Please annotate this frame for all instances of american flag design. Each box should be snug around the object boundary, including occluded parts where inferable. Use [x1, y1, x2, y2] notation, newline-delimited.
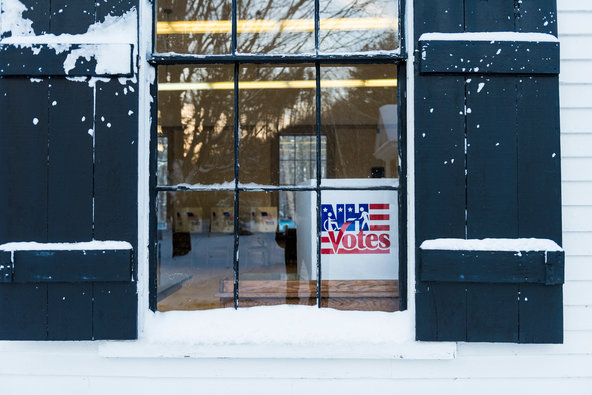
[321, 203, 391, 255]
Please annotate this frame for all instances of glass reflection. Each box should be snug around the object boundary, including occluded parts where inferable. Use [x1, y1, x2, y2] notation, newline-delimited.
[158, 65, 235, 186]
[320, 0, 398, 52]
[156, 0, 398, 54]
[238, 0, 315, 53]
[237, 191, 317, 307]
[321, 64, 398, 184]
[238, 64, 316, 186]
[157, 191, 235, 311]
[156, 0, 232, 54]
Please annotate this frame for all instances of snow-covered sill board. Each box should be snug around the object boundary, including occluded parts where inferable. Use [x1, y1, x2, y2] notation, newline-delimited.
[0, 43, 134, 76]
[98, 308, 456, 360]
[419, 238, 564, 285]
[0, 241, 133, 283]
[418, 32, 559, 75]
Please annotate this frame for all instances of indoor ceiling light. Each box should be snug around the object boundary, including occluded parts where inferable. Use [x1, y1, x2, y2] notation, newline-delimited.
[157, 17, 397, 34]
[158, 78, 397, 91]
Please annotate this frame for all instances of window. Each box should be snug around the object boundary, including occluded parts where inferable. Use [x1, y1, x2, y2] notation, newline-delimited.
[151, 0, 405, 313]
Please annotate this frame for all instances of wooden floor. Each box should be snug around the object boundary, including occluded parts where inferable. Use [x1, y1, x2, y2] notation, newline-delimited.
[158, 269, 399, 312]
[157, 232, 399, 312]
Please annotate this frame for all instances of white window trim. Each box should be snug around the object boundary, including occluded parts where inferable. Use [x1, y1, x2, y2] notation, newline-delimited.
[103, 0, 457, 360]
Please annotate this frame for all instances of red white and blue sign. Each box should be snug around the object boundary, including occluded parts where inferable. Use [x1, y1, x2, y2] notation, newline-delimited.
[295, 180, 398, 280]
[321, 203, 392, 255]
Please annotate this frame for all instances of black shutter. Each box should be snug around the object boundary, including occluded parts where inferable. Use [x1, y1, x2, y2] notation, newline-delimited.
[0, 0, 138, 340]
[414, 0, 563, 343]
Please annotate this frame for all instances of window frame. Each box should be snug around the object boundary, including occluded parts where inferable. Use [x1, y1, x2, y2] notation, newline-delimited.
[147, 0, 408, 312]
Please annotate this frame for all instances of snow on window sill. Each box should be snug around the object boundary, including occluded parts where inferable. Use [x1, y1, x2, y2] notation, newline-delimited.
[98, 306, 456, 359]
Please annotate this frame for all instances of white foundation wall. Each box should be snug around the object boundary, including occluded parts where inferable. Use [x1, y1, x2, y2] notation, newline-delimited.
[1, 1, 592, 394]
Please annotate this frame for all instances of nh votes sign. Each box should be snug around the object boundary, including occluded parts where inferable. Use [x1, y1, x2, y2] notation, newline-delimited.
[321, 203, 392, 255]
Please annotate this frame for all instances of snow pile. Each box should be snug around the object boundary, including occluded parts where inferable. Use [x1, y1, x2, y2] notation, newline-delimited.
[144, 305, 413, 346]
[0, 0, 136, 75]
[420, 238, 563, 252]
[419, 32, 558, 43]
[0, 240, 133, 251]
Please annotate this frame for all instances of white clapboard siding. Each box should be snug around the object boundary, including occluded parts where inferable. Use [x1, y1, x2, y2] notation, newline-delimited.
[565, 256, 592, 280]
[560, 84, 592, 108]
[562, 182, 592, 205]
[456, 331, 592, 357]
[564, 280, 592, 305]
[558, 0, 592, 12]
[561, 158, 592, 181]
[2, 376, 592, 395]
[559, 39, 592, 60]
[565, 305, 592, 331]
[561, 108, 592, 132]
[563, 232, 592, 255]
[561, 133, 592, 157]
[560, 61, 592, 82]
[1, 349, 592, 380]
[563, 206, 592, 231]
[559, 10, 592, 380]
[558, 11, 592, 35]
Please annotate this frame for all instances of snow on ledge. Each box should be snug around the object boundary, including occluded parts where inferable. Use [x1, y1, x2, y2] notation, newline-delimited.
[420, 238, 563, 252]
[419, 32, 558, 43]
[0, 240, 133, 252]
[143, 305, 413, 346]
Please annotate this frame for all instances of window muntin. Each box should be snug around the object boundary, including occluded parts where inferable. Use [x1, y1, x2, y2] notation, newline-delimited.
[152, 0, 404, 313]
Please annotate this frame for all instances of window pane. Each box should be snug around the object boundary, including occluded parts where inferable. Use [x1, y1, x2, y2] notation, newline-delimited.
[239, 65, 316, 186]
[157, 191, 235, 311]
[158, 65, 235, 186]
[238, 191, 317, 307]
[238, 0, 315, 54]
[321, 64, 398, 185]
[156, 0, 232, 54]
[319, 0, 398, 53]
[320, 188, 399, 311]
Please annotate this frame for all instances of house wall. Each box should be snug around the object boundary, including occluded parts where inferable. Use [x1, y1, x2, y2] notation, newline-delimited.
[0, 0, 591, 393]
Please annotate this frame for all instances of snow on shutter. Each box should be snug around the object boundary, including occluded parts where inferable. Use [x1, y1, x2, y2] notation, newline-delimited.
[0, 0, 138, 340]
[414, 0, 563, 343]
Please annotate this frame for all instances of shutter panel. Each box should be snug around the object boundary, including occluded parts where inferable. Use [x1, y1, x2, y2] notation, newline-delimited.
[0, 0, 138, 340]
[414, 0, 564, 343]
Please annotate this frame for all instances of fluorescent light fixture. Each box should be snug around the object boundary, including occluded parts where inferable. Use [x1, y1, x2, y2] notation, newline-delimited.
[158, 78, 397, 91]
[157, 17, 397, 34]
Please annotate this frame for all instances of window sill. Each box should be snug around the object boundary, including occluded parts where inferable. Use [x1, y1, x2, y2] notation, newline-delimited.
[98, 306, 456, 359]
